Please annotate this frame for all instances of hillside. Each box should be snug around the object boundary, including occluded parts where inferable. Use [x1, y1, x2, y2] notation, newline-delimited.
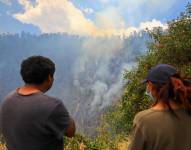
[0, 3, 190, 150]
[66, 3, 190, 149]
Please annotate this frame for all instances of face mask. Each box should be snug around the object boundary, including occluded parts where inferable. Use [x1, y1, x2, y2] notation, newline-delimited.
[145, 89, 155, 101]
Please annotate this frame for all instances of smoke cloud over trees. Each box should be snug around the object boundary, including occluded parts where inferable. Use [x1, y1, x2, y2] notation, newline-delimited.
[0, 31, 150, 134]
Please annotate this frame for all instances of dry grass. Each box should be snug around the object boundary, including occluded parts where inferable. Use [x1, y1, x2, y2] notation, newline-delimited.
[0, 144, 6, 150]
[0, 141, 128, 150]
[118, 141, 128, 150]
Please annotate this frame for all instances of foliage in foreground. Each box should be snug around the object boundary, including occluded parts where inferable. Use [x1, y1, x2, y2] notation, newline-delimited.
[106, 3, 191, 136]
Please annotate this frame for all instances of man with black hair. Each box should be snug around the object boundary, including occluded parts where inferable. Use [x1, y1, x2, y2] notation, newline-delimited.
[0, 56, 75, 150]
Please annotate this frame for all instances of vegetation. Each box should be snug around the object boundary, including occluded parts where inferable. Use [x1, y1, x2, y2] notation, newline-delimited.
[0, 3, 191, 150]
[63, 3, 191, 149]
[105, 3, 191, 138]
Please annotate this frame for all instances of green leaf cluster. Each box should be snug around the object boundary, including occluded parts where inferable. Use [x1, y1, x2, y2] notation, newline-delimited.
[108, 3, 191, 136]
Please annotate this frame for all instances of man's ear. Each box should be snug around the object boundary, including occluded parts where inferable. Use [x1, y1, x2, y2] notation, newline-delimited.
[48, 74, 53, 81]
[48, 75, 51, 81]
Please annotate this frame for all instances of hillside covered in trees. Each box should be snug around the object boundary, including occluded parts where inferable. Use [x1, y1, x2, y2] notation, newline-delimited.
[0, 3, 191, 150]
[63, 3, 191, 149]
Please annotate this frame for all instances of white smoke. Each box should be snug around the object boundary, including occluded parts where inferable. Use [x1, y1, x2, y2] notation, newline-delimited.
[72, 36, 137, 114]
[91, 81, 108, 109]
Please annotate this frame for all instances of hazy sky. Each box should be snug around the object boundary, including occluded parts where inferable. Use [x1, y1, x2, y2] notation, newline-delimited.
[0, 0, 190, 35]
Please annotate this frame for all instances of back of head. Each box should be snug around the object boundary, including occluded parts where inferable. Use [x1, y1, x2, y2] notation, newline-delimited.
[144, 64, 191, 113]
[20, 56, 55, 85]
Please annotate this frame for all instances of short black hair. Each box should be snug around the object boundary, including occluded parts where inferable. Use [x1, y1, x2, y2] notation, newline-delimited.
[20, 56, 55, 84]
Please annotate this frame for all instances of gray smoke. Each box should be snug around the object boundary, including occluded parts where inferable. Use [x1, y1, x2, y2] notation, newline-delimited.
[73, 37, 124, 110]
[0, 31, 149, 135]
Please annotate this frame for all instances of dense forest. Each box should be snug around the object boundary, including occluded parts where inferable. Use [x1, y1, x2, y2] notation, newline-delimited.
[0, 3, 191, 150]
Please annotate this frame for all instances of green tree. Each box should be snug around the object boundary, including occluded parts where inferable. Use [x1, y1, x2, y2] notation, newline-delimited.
[105, 3, 191, 137]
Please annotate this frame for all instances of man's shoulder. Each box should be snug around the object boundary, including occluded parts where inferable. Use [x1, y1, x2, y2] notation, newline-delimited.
[41, 94, 62, 104]
[37, 95, 66, 117]
[3, 90, 63, 110]
[3, 90, 17, 100]
[35, 94, 64, 110]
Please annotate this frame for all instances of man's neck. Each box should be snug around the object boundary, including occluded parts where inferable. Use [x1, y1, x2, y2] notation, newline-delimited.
[17, 84, 43, 95]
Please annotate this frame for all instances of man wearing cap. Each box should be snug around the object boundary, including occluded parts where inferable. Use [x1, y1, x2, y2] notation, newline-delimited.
[0, 56, 75, 150]
[129, 64, 191, 150]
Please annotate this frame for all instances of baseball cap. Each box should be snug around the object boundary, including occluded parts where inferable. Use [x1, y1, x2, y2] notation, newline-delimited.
[142, 64, 177, 84]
